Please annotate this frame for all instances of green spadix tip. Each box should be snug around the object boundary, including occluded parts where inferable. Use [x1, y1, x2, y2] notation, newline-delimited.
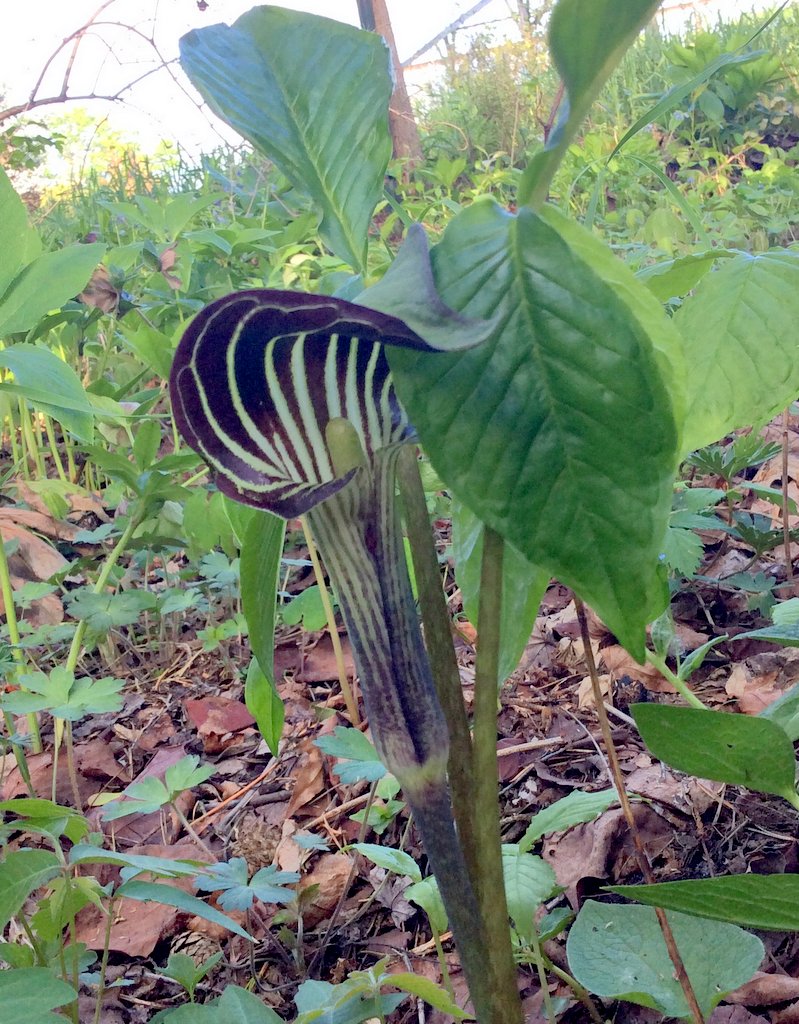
[326, 417, 368, 478]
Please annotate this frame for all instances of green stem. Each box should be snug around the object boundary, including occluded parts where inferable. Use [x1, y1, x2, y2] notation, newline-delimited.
[396, 446, 478, 880]
[473, 527, 522, 1024]
[545, 961, 604, 1024]
[43, 415, 68, 484]
[93, 898, 117, 1024]
[646, 652, 707, 710]
[528, 924, 556, 1024]
[0, 527, 41, 756]
[64, 721, 83, 814]
[64, 512, 141, 674]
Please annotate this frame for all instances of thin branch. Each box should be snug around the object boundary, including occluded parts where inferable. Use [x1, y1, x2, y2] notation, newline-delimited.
[575, 597, 706, 1024]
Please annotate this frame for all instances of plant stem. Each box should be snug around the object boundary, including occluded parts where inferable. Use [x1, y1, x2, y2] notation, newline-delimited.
[64, 512, 141, 674]
[528, 924, 556, 1024]
[782, 407, 793, 582]
[300, 515, 360, 725]
[575, 597, 706, 1024]
[472, 526, 522, 1024]
[545, 960, 604, 1024]
[172, 802, 215, 859]
[396, 446, 478, 879]
[43, 415, 68, 483]
[64, 720, 83, 813]
[646, 651, 707, 710]
[92, 898, 116, 1024]
[0, 529, 42, 755]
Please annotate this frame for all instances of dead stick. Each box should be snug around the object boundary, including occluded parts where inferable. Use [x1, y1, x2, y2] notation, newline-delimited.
[575, 597, 706, 1024]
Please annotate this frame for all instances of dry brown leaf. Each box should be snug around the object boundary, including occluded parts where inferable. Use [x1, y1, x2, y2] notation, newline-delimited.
[78, 265, 121, 314]
[726, 663, 782, 715]
[74, 737, 126, 782]
[726, 972, 799, 1007]
[707, 1008, 766, 1023]
[576, 673, 611, 709]
[771, 1002, 799, 1024]
[673, 621, 711, 653]
[543, 805, 674, 905]
[286, 740, 325, 817]
[75, 842, 211, 954]
[184, 695, 256, 753]
[0, 507, 79, 542]
[298, 851, 353, 927]
[601, 644, 674, 694]
[625, 764, 723, 816]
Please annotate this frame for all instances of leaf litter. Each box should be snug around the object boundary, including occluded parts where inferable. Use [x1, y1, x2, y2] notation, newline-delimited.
[4, 419, 799, 1021]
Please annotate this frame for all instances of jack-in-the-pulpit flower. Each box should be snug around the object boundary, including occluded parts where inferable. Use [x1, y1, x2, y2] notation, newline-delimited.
[171, 291, 495, 1010]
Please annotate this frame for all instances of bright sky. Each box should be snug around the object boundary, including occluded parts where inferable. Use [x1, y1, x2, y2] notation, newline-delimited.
[0, 0, 786, 164]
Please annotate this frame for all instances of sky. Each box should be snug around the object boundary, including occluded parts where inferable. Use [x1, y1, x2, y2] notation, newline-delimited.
[0, 0, 787, 166]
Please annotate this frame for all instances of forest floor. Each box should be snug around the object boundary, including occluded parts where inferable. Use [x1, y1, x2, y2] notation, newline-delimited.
[5, 419, 799, 1024]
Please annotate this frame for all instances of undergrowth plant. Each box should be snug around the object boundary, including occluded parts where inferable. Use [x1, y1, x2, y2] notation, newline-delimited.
[1, 1, 799, 1022]
[165, 2, 799, 1022]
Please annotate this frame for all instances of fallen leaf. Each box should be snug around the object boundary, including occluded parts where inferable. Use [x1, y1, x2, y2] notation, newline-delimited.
[285, 740, 325, 818]
[625, 765, 723, 817]
[75, 842, 210, 955]
[275, 634, 355, 683]
[576, 673, 611, 709]
[601, 644, 674, 694]
[299, 852, 353, 927]
[726, 663, 782, 715]
[769, 1003, 799, 1024]
[75, 737, 126, 782]
[725, 972, 799, 1007]
[78, 265, 120, 314]
[543, 805, 674, 906]
[185, 695, 256, 752]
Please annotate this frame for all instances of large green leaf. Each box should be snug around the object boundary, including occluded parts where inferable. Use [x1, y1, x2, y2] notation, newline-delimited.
[388, 199, 679, 656]
[519, 0, 663, 206]
[675, 250, 799, 452]
[180, 7, 392, 272]
[567, 901, 763, 1019]
[452, 501, 548, 683]
[0, 849, 60, 931]
[240, 509, 286, 755]
[0, 167, 41, 297]
[0, 968, 77, 1024]
[633, 703, 799, 802]
[610, 874, 799, 931]
[0, 344, 94, 440]
[0, 244, 104, 337]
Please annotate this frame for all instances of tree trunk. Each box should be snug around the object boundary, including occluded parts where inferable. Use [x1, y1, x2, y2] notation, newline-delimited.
[358, 0, 423, 166]
[516, 1, 533, 41]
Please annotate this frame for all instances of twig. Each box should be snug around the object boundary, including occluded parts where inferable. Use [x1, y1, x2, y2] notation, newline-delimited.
[191, 761, 279, 833]
[575, 597, 706, 1024]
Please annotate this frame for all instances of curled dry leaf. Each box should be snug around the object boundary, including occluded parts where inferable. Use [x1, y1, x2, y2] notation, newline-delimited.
[600, 644, 673, 694]
[78, 265, 121, 314]
[576, 672, 611, 709]
[725, 662, 782, 715]
[0, 518, 68, 625]
[724, 971, 799, 1008]
[298, 851, 353, 927]
[285, 739, 325, 818]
